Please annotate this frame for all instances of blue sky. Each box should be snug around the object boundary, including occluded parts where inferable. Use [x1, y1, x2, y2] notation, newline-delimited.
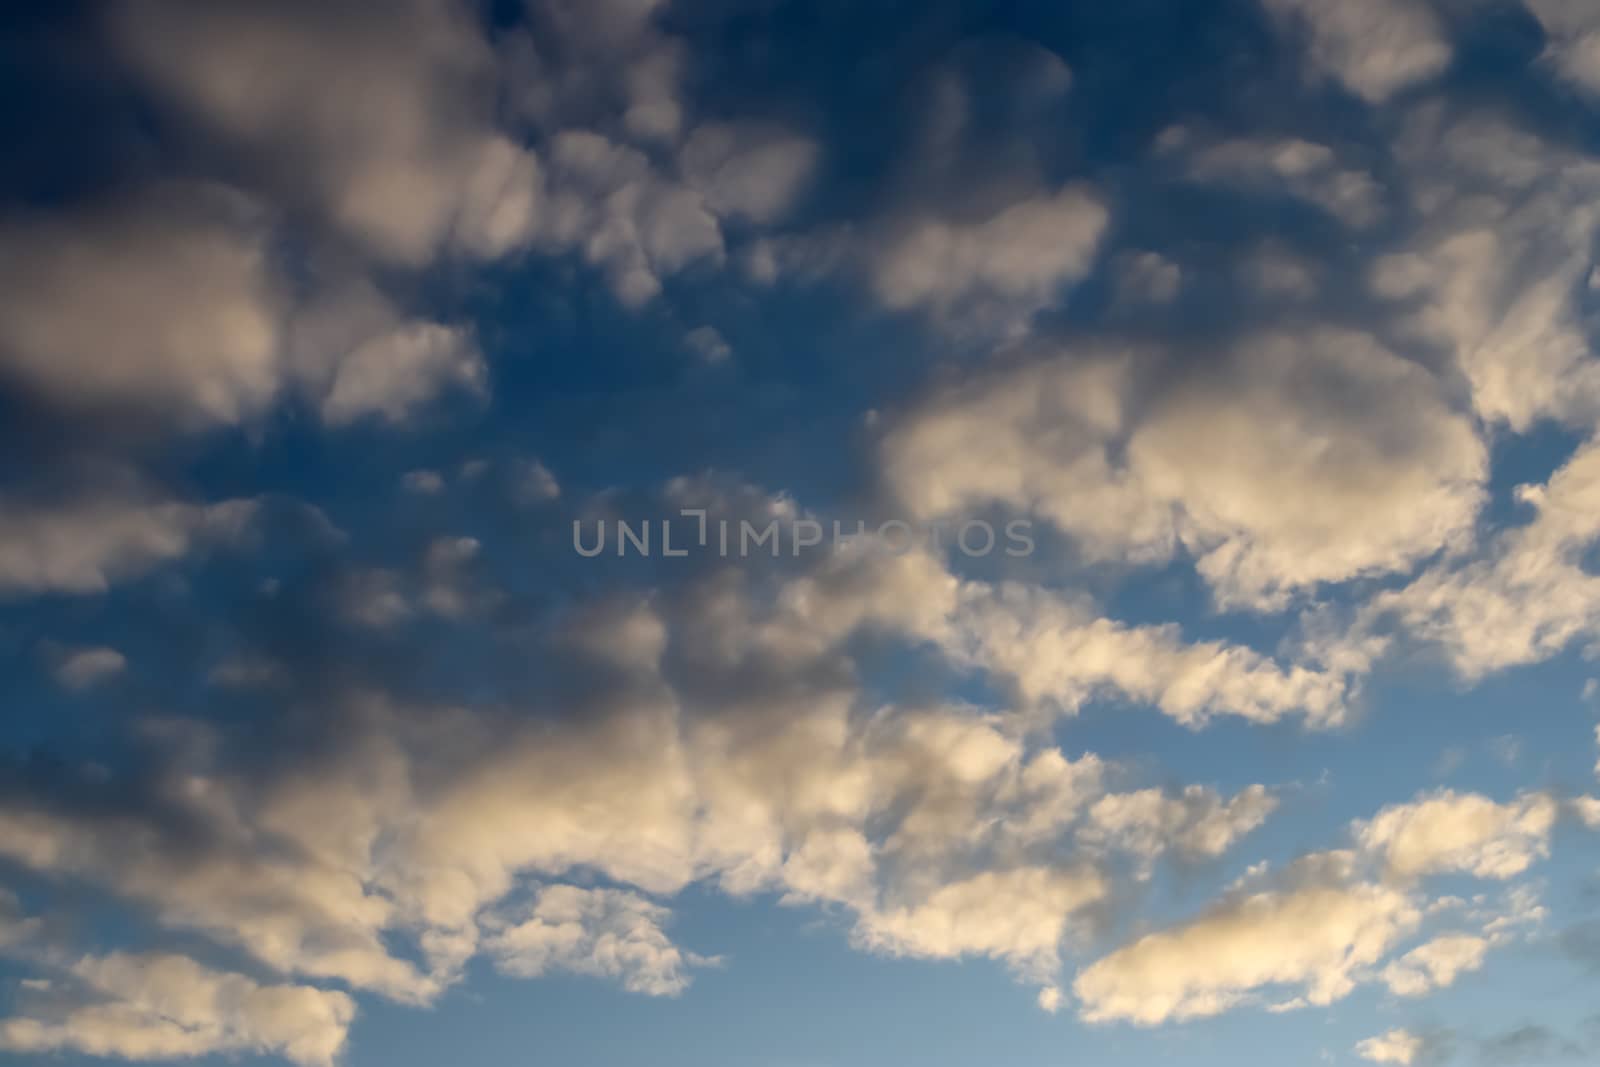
[2, 1, 1600, 1065]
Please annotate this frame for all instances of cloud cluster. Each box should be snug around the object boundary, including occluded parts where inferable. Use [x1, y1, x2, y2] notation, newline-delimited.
[1071, 788, 1559, 1025]
[882, 328, 1485, 609]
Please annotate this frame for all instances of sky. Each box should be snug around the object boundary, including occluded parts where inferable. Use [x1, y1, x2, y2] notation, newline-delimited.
[1, 0, 1599, 1065]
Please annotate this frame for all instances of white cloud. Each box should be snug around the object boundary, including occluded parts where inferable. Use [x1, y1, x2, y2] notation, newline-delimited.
[485, 884, 713, 996]
[869, 186, 1109, 329]
[110, 0, 542, 266]
[1174, 131, 1384, 227]
[884, 329, 1485, 610]
[1357, 438, 1600, 679]
[1130, 329, 1484, 608]
[0, 488, 257, 597]
[684, 325, 732, 364]
[1073, 872, 1421, 1024]
[1379, 110, 1600, 430]
[53, 647, 127, 691]
[1261, 0, 1452, 102]
[0, 186, 284, 425]
[1113, 251, 1182, 305]
[1083, 785, 1277, 868]
[0, 187, 489, 431]
[542, 130, 724, 306]
[0, 952, 354, 1067]
[1381, 933, 1489, 996]
[320, 322, 485, 425]
[1356, 791, 1559, 881]
[290, 275, 487, 426]
[1574, 796, 1600, 829]
[1526, 0, 1600, 95]
[681, 122, 819, 224]
[1356, 1029, 1427, 1065]
[854, 866, 1106, 984]
[403, 470, 446, 494]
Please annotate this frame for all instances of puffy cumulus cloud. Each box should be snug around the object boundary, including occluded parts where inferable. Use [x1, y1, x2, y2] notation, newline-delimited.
[1073, 872, 1422, 1024]
[0, 187, 488, 429]
[880, 354, 1171, 564]
[1356, 438, 1600, 679]
[854, 866, 1107, 984]
[868, 186, 1109, 331]
[0, 487, 260, 598]
[1071, 784, 1562, 1026]
[671, 528, 1353, 728]
[0, 952, 354, 1067]
[1127, 329, 1485, 609]
[109, 0, 541, 266]
[0, 531, 1302, 1018]
[0, 186, 285, 425]
[501, 0, 686, 143]
[289, 272, 488, 425]
[1378, 108, 1600, 430]
[1235, 241, 1321, 300]
[1082, 785, 1278, 869]
[1355, 791, 1559, 881]
[1260, 0, 1452, 102]
[1526, 0, 1600, 95]
[319, 323, 485, 425]
[484, 884, 714, 996]
[53, 646, 127, 691]
[1356, 1028, 1429, 1065]
[1380, 933, 1489, 996]
[105, 1, 820, 315]
[680, 122, 820, 224]
[883, 329, 1485, 610]
[540, 130, 725, 307]
[1166, 128, 1384, 228]
[0, 776, 438, 1003]
[1113, 251, 1182, 306]
[1577, 796, 1600, 829]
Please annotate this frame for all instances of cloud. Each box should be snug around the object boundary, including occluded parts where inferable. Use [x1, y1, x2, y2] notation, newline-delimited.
[1356, 1028, 1428, 1065]
[681, 122, 819, 224]
[684, 325, 733, 364]
[1260, 0, 1452, 102]
[53, 647, 127, 691]
[868, 185, 1109, 329]
[0, 186, 490, 430]
[1071, 782, 1560, 1027]
[110, 0, 541, 266]
[1082, 785, 1278, 869]
[945, 581, 1353, 726]
[1527, 1, 1600, 95]
[0, 185, 284, 425]
[1073, 860, 1421, 1025]
[485, 884, 714, 996]
[1380, 933, 1489, 996]
[0, 952, 355, 1067]
[1377, 109, 1600, 430]
[883, 328, 1485, 610]
[540, 130, 725, 306]
[1169, 129, 1384, 227]
[1576, 796, 1600, 829]
[1113, 252, 1182, 306]
[0, 486, 258, 597]
[854, 866, 1107, 984]
[1126, 329, 1483, 609]
[289, 274, 488, 426]
[319, 322, 485, 425]
[1351, 435, 1600, 680]
[1356, 791, 1559, 881]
